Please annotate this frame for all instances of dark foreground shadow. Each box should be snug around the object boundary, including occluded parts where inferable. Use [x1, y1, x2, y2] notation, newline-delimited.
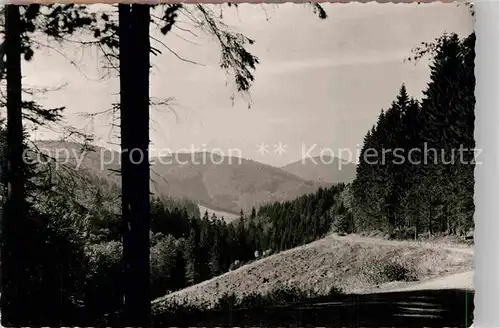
[152, 289, 474, 328]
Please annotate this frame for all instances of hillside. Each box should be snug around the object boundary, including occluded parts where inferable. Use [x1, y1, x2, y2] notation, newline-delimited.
[33, 140, 331, 214]
[152, 234, 473, 309]
[282, 156, 357, 183]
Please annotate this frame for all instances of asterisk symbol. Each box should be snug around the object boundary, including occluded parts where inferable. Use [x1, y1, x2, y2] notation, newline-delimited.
[256, 142, 269, 156]
[274, 142, 287, 156]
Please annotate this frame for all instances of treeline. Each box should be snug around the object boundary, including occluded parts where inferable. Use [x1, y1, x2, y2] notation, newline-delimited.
[350, 32, 475, 239]
[256, 183, 346, 251]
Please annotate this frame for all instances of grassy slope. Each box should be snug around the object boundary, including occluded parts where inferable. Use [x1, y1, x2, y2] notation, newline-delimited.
[153, 233, 473, 308]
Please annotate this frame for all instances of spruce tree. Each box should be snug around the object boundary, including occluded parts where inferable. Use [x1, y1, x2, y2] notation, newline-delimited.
[183, 228, 199, 285]
[209, 234, 221, 277]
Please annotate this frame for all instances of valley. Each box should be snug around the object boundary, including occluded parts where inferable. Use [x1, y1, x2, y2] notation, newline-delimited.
[33, 140, 353, 215]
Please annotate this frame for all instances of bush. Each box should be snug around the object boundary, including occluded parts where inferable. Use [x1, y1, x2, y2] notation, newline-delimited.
[82, 241, 123, 324]
[150, 234, 186, 298]
[368, 256, 418, 283]
[213, 292, 239, 311]
[381, 261, 418, 282]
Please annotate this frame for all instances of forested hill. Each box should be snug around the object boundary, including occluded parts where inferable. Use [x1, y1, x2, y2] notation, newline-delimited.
[233, 32, 476, 244]
[350, 32, 475, 238]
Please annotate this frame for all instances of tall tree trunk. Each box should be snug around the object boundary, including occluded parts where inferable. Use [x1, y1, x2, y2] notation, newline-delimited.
[119, 4, 151, 325]
[428, 203, 432, 237]
[414, 215, 419, 241]
[444, 202, 449, 234]
[1, 4, 25, 325]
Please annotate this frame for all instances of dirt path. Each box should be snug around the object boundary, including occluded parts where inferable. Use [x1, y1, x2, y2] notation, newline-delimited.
[330, 234, 474, 293]
[399, 270, 473, 291]
[376, 270, 474, 294]
[332, 234, 473, 255]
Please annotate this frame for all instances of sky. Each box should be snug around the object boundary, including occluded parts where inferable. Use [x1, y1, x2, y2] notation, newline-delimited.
[22, 2, 473, 167]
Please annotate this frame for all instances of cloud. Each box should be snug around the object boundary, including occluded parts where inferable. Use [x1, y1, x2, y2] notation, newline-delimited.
[258, 50, 412, 76]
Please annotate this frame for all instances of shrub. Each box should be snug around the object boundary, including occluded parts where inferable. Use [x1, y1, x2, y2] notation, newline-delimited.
[381, 260, 418, 282]
[368, 256, 418, 283]
[83, 241, 123, 324]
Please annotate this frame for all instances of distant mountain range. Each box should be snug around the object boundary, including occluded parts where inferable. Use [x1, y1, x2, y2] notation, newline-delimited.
[34, 141, 356, 215]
